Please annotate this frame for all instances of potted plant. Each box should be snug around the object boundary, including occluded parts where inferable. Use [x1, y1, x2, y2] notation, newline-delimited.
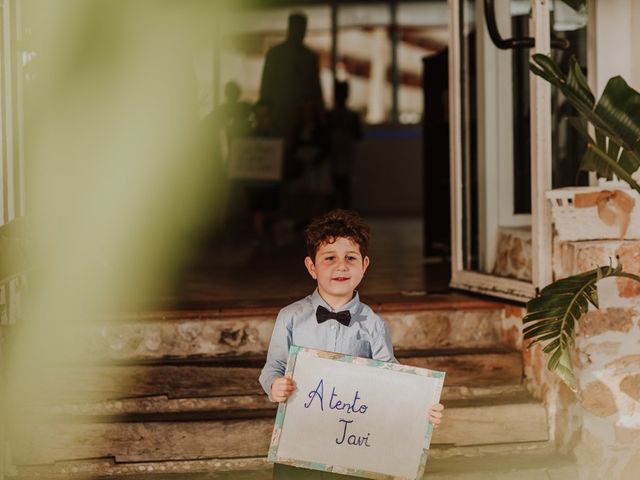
[535, 52, 640, 238]
[524, 54, 640, 390]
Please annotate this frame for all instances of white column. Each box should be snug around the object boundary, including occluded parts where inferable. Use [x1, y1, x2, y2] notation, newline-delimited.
[530, 0, 553, 290]
[367, 27, 389, 123]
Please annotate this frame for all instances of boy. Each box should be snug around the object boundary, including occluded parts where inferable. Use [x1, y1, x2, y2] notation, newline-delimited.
[259, 209, 444, 479]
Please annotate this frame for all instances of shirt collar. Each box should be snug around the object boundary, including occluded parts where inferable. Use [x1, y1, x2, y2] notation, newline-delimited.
[311, 288, 361, 314]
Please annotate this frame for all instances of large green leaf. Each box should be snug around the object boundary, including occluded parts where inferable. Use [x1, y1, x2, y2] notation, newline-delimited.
[567, 56, 595, 110]
[619, 149, 640, 176]
[530, 56, 612, 139]
[530, 55, 640, 193]
[530, 55, 594, 112]
[524, 264, 640, 391]
[593, 76, 640, 155]
[567, 117, 613, 179]
[587, 143, 640, 192]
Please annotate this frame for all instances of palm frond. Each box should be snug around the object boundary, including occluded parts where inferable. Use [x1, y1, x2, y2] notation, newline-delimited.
[523, 264, 640, 391]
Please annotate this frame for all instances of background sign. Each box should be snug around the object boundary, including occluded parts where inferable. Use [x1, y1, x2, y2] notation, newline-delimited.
[268, 346, 445, 480]
[227, 137, 283, 181]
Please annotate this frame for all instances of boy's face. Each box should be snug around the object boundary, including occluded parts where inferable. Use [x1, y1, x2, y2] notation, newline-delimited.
[304, 237, 370, 308]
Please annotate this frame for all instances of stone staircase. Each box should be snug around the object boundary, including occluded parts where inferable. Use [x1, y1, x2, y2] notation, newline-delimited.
[10, 294, 574, 479]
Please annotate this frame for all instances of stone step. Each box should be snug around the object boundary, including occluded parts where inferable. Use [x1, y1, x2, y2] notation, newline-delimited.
[421, 452, 578, 479]
[11, 296, 530, 477]
[12, 388, 548, 466]
[31, 348, 522, 405]
[66, 301, 513, 362]
[34, 384, 529, 422]
[14, 446, 573, 479]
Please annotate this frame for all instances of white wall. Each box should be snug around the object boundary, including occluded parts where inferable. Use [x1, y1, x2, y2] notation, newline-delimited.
[590, 0, 638, 94]
[631, 1, 640, 90]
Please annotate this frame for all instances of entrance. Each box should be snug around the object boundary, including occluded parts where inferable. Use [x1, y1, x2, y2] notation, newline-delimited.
[448, 0, 588, 301]
[173, 1, 452, 308]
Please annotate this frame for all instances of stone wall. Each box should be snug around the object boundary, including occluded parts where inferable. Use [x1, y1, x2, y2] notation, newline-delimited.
[524, 239, 640, 480]
[492, 227, 532, 281]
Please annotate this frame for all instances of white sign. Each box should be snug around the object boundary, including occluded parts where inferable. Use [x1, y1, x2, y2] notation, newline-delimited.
[227, 136, 283, 181]
[268, 347, 445, 480]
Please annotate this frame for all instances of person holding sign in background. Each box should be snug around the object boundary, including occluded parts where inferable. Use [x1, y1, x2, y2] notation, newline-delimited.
[259, 209, 445, 479]
[246, 99, 282, 247]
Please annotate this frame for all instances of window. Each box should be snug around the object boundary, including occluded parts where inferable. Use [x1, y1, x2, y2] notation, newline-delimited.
[212, 2, 448, 125]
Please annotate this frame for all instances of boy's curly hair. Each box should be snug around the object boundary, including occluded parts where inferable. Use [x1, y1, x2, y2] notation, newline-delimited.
[304, 209, 370, 261]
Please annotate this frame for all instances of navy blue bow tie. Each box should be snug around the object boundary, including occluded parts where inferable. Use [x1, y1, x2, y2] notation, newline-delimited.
[316, 305, 351, 327]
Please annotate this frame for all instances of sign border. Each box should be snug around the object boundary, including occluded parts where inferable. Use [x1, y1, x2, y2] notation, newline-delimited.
[267, 345, 445, 480]
[227, 136, 284, 181]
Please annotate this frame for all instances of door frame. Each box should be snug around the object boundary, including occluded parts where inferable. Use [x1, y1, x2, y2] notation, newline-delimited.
[448, 0, 552, 302]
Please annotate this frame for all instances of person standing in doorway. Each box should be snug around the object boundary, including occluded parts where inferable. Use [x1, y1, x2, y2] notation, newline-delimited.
[259, 12, 325, 142]
[327, 80, 362, 209]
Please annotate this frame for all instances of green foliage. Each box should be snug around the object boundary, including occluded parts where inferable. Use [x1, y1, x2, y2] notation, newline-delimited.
[530, 54, 640, 194]
[524, 264, 640, 391]
[528, 53, 640, 390]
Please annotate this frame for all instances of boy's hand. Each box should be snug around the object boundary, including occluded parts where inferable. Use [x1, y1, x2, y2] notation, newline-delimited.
[271, 374, 296, 402]
[428, 403, 444, 429]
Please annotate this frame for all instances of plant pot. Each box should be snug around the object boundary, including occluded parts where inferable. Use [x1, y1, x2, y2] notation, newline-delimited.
[546, 186, 640, 241]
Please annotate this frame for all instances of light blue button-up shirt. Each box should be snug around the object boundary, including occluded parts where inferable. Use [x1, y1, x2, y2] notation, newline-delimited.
[259, 289, 397, 398]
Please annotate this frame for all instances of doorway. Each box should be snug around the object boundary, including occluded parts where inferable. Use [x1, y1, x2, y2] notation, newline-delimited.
[170, 1, 452, 309]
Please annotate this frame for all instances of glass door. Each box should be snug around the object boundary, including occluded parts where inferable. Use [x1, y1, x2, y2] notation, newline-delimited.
[448, 0, 575, 301]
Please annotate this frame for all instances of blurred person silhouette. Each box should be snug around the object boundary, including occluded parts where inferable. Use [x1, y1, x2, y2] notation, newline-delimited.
[287, 97, 330, 226]
[259, 12, 325, 142]
[327, 80, 362, 209]
[253, 99, 278, 137]
[245, 99, 282, 247]
[206, 80, 252, 232]
[214, 80, 252, 159]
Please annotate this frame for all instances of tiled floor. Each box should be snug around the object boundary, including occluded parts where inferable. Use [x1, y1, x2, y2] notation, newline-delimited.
[165, 217, 451, 310]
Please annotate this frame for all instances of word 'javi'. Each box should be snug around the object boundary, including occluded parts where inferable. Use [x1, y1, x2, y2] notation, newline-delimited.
[303, 378, 372, 447]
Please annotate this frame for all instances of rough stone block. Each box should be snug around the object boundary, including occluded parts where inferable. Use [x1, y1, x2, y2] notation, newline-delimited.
[621, 453, 640, 480]
[552, 239, 640, 275]
[492, 227, 532, 281]
[615, 243, 640, 298]
[615, 424, 640, 444]
[583, 341, 622, 356]
[605, 354, 640, 375]
[501, 305, 525, 350]
[620, 373, 640, 402]
[580, 381, 618, 417]
[580, 309, 635, 337]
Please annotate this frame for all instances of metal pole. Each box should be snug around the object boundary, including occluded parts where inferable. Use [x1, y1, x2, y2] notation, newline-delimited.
[390, 0, 399, 123]
[331, 1, 338, 106]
